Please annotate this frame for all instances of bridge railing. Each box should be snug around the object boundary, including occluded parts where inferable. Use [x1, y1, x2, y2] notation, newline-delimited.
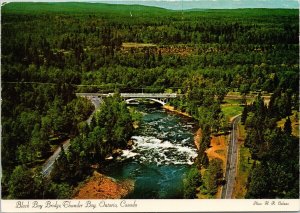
[76, 93, 109, 97]
[120, 93, 177, 98]
[76, 93, 177, 98]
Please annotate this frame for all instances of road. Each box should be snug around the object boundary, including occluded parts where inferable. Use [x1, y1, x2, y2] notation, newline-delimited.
[42, 139, 71, 176]
[221, 115, 241, 199]
[85, 96, 102, 124]
[42, 96, 102, 176]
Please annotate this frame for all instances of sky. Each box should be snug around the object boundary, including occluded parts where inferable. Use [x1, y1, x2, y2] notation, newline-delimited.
[4, 0, 299, 10]
[93, 0, 299, 10]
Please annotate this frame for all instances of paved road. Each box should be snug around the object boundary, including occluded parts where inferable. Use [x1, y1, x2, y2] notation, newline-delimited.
[42, 96, 102, 176]
[221, 115, 241, 199]
[42, 139, 71, 176]
[85, 96, 102, 124]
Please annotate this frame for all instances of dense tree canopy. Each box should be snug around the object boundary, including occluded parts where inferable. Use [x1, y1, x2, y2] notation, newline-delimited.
[1, 2, 298, 199]
[244, 94, 299, 198]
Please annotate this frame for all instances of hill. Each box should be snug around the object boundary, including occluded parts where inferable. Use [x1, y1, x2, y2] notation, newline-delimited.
[2, 2, 298, 17]
[1, 2, 169, 15]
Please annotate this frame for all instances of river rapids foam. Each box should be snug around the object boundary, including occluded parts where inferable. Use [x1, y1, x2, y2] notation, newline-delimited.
[120, 136, 197, 165]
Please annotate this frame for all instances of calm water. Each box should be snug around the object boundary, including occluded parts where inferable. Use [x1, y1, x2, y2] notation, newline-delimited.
[102, 105, 197, 198]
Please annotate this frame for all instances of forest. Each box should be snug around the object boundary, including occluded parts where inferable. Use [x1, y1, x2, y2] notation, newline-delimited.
[1, 2, 299, 199]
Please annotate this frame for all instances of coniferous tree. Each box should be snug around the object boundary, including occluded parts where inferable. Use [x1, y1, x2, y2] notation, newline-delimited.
[8, 166, 35, 199]
[241, 105, 248, 125]
[284, 117, 292, 135]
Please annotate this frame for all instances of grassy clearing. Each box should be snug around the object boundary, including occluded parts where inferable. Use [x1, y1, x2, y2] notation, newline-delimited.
[234, 144, 253, 198]
[222, 98, 243, 105]
[227, 91, 241, 96]
[277, 110, 299, 137]
[232, 124, 254, 198]
[122, 42, 157, 48]
[225, 91, 270, 105]
[221, 105, 243, 121]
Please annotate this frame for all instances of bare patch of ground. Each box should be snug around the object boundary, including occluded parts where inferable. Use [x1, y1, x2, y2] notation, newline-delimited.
[225, 93, 271, 105]
[206, 135, 227, 168]
[122, 42, 156, 48]
[163, 105, 192, 118]
[195, 131, 228, 199]
[121, 43, 195, 56]
[194, 128, 202, 150]
[73, 171, 134, 199]
[158, 46, 195, 56]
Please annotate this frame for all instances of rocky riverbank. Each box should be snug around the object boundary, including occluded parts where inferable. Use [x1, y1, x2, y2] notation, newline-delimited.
[163, 105, 201, 150]
[163, 105, 192, 118]
[73, 171, 134, 199]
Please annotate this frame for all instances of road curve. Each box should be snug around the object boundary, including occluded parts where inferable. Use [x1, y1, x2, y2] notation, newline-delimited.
[42, 96, 102, 176]
[221, 115, 241, 199]
[42, 139, 71, 176]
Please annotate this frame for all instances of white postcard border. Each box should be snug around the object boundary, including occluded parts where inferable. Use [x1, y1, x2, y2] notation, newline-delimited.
[1, 199, 300, 212]
[1, 1, 299, 213]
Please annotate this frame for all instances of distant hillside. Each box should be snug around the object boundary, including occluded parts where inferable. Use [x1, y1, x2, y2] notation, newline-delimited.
[1, 2, 170, 15]
[2, 2, 297, 18]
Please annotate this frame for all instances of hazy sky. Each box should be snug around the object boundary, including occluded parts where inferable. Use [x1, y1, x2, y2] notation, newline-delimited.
[94, 0, 299, 9]
[5, 0, 299, 10]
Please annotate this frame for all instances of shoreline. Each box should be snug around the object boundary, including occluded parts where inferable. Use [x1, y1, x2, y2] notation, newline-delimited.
[162, 105, 192, 118]
[163, 104, 228, 199]
[194, 128, 201, 150]
[75, 105, 202, 199]
[162, 104, 200, 150]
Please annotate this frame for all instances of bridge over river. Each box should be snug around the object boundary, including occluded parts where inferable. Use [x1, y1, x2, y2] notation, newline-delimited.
[42, 92, 178, 176]
[76, 93, 178, 105]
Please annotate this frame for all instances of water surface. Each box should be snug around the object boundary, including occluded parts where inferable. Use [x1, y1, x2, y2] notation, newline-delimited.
[102, 105, 197, 198]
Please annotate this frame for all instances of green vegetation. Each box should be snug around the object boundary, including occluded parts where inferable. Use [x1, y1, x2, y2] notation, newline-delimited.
[199, 159, 224, 198]
[1, 2, 298, 199]
[183, 167, 202, 198]
[123, 42, 157, 48]
[235, 137, 254, 198]
[2, 2, 168, 15]
[48, 94, 134, 196]
[4, 94, 134, 199]
[128, 107, 143, 128]
[221, 105, 243, 121]
[243, 94, 299, 198]
[238, 145, 252, 179]
[205, 159, 224, 195]
[277, 110, 299, 137]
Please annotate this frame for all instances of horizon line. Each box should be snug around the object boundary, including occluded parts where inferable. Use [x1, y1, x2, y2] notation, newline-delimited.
[3, 0, 299, 10]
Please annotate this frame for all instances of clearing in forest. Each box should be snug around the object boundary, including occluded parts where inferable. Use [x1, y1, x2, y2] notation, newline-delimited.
[122, 42, 157, 48]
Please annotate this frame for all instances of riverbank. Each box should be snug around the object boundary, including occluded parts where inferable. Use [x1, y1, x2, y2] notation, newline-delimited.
[194, 128, 201, 150]
[73, 171, 134, 199]
[163, 105, 192, 118]
[172, 103, 228, 199]
[163, 105, 200, 148]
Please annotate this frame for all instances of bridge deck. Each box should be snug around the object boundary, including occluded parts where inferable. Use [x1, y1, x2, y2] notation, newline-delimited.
[76, 93, 177, 98]
[120, 93, 177, 98]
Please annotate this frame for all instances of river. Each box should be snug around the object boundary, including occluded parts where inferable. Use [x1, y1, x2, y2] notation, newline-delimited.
[101, 104, 198, 199]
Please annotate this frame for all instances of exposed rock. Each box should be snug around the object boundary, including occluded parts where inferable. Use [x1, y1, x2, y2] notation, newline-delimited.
[127, 140, 134, 149]
[112, 148, 123, 158]
[73, 171, 134, 199]
[90, 164, 99, 169]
